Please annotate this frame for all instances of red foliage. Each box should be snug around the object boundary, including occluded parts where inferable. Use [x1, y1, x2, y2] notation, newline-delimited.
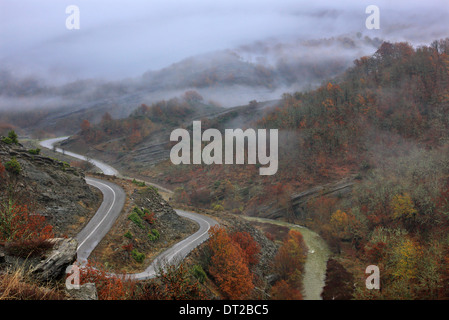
[265, 232, 275, 242]
[270, 279, 303, 300]
[0, 202, 53, 242]
[364, 241, 387, 263]
[122, 243, 133, 252]
[274, 230, 307, 284]
[208, 226, 254, 299]
[231, 231, 260, 266]
[78, 262, 137, 300]
[143, 212, 156, 224]
[80, 119, 91, 132]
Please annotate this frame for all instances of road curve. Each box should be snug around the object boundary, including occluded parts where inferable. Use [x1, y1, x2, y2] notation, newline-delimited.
[40, 137, 119, 176]
[39, 137, 219, 275]
[76, 177, 126, 264]
[133, 209, 218, 280]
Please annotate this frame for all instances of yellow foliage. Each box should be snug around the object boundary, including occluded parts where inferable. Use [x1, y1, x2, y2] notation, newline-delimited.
[330, 210, 352, 239]
[390, 193, 417, 220]
[391, 238, 422, 281]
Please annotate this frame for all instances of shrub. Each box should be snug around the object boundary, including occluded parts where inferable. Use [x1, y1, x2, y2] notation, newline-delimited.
[147, 185, 158, 192]
[1, 137, 13, 144]
[0, 268, 65, 300]
[128, 212, 144, 229]
[191, 265, 206, 284]
[132, 179, 146, 187]
[124, 231, 133, 239]
[131, 249, 145, 263]
[132, 206, 145, 217]
[122, 243, 133, 252]
[5, 157, 21, 175]
[148, 229, 160, 241]
[1, 130, 18, 145]
[212, 204, 224, 212]
[141, 262, 207, 300]
[28, 148, 41, 155]
[78, 262, 138, 300]
[143, 212, 156, 224]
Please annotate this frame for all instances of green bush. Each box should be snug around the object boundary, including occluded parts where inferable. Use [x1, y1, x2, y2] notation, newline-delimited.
[191, 265, 206, 284]
[28, 148, 41, 155]
[133, 206, 145, 217]
[5, 157, 21, 174]
[148, 229, 160, 241]
[1, 137, 13, 144]
[128, 212, 144, 229]
[124, 231, 133, 239]
[131, 249, 145, 263]
[132, 179, 146, 187]
[2, 131, 19, 145]
[147, 185, 158, 192]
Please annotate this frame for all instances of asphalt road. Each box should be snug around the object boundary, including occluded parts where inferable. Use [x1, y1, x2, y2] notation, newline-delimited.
[40, 137, 119, 176]
[40, 137, 219, 275]
[133, 209, 218, 280]
[76, 176, 126, 264]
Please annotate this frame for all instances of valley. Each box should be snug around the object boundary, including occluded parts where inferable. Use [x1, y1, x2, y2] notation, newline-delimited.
[1, 2, 449, 302]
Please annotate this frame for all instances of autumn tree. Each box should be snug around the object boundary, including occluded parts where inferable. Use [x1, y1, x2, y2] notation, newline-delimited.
[273, 229, 307, 286]
[80, 119, 91, 133]
[330, 210, 353, 240]
[207, 226, 254, 299]
[183, 90, 203, 103]
[270, 279, 303, 300]
[230, 231, 260, 266]
[390, 193, 417, 221]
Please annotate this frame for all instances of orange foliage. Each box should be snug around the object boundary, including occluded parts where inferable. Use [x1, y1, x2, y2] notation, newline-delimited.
[208, 226, 254, 299]
[0, 202, 53, 242]
[274, 230, 307, 285]
[78, 262, 137, 300]
[270, 279, 303, 300]
[230, 231, 260, 266]
[80, 119, 91, 132]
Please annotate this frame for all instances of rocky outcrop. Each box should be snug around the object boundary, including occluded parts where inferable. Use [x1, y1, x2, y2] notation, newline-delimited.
[133, 186, 191, 236]
[32, 238, 78, 281]
[0, 140, 100, 236]
[66, 283, 98, 300]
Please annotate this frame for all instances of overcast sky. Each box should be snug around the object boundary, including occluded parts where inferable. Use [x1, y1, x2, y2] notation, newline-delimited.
[0, 0, 448, 82]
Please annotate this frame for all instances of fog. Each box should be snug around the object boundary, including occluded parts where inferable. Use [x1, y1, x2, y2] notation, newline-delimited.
[1, 0, 448, 82]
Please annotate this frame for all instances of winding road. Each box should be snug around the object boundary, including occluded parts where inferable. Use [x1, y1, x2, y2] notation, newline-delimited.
[39, 137, 218, 279]
[40, 136, 329, 297]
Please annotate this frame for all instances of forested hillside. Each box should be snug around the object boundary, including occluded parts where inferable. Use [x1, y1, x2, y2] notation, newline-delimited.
[143, 39, 449, 299]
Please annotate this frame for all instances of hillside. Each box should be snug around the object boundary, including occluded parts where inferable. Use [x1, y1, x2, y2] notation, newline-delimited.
[0, 138, 100, 236]
[66, 38, 449, 300]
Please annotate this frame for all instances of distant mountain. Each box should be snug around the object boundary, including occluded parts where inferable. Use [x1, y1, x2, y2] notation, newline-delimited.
[0, 34, 383, 136]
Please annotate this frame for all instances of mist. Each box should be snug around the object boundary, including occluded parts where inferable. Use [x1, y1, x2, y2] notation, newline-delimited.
[0, 0, 448, 132]
[1, 0, 448, 82]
